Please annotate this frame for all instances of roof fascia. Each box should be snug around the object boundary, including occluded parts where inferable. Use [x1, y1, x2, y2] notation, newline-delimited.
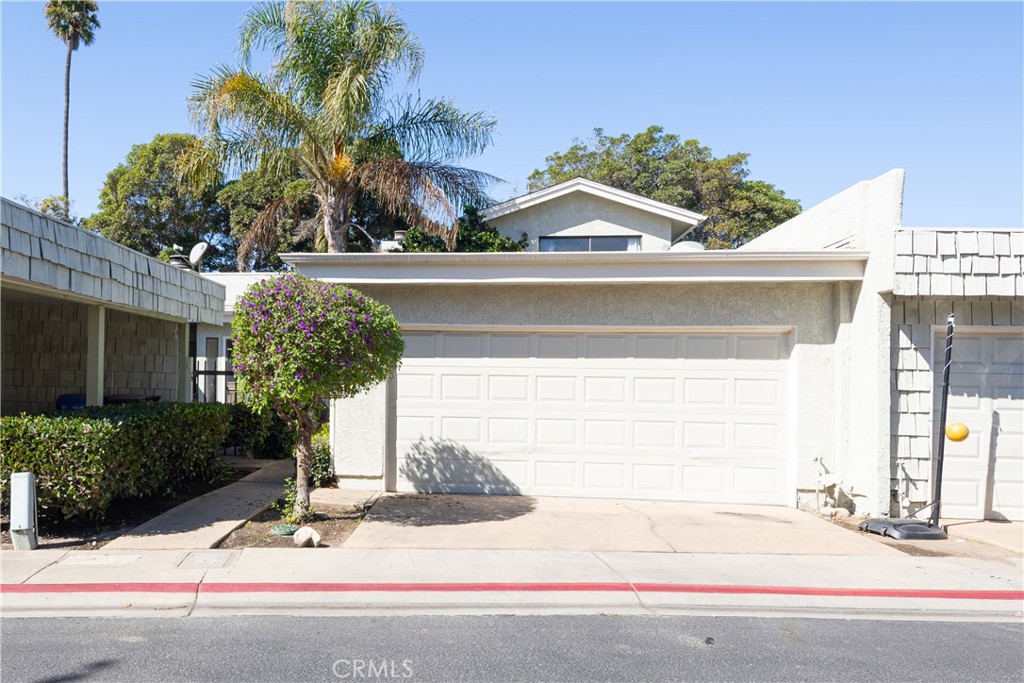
[482, 178, 707, 227]
[281, 251, 867, 285]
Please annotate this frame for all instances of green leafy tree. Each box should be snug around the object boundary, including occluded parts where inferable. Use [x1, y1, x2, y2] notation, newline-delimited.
[44, 0, 100, 205]
[183, 0, 498, 257]
[16, 194, 76, 224]
[232, 274, 404, 517]
[217, 168, 317, 271]
[401, 207, 527, 253]
[84, 133, 235, 271]
[528, 126, 801, 249]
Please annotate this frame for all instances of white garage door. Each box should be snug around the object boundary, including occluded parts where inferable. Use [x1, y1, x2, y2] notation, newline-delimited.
[937, 332, 1024, 521]
[394, 330, 791, 504]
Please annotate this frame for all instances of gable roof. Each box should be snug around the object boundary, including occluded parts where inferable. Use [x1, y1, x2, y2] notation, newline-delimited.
[481, 178, 707, 239]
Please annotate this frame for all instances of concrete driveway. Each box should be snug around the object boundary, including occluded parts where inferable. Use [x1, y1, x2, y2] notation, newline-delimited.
[344, 494, 901, 556]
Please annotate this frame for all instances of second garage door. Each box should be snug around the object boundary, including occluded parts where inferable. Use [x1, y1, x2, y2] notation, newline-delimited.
[394, 330, 791, 505]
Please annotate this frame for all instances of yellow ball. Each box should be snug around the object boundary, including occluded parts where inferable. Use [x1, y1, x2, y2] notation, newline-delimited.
[945, 422, 969, 442]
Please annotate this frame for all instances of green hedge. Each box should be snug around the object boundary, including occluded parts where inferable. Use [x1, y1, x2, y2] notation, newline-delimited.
[223, 403, 296, 459]
[1, 402, 232, 521]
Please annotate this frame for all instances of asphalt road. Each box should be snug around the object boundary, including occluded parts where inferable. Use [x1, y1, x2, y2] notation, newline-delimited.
[1, 615, 1021, 682]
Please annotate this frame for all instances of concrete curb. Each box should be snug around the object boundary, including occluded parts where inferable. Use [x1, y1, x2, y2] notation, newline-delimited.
[3, 581, 1021, 620]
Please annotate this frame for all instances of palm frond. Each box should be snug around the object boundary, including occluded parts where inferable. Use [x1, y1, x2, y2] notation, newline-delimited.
[237, 1, 286, 66]
[237, 196, 290, 271]
[372, 96, 497, 163]
[357, 159, 498, 249]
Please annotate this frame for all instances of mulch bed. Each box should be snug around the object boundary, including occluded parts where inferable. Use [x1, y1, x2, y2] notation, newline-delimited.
[215, 503, 363, 549]
[0, 466, 251, 551]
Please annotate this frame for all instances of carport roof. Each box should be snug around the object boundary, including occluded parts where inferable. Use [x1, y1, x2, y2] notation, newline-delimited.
[1, 198, 224, 324]
[281, 250, 868, 285]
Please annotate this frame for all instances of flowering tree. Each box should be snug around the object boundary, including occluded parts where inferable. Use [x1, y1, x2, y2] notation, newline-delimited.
[232, 274, 403, 517]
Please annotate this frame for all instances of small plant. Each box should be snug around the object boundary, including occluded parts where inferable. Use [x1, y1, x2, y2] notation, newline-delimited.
[310, 426, 335, 489]
[273, 477, 303, 524]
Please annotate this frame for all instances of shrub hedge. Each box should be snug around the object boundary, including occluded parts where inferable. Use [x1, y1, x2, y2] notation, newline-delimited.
[223, 403, 296, 459]
[1, 402, 232, 521]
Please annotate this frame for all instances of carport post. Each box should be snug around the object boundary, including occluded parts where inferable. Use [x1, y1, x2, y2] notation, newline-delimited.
[177, 322, 191, 402]
[85, 305, 106, 406]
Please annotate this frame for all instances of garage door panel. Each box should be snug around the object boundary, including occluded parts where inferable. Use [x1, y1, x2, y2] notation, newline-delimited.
[489, 334, 531, 358]
[536, 376, 577, 402]
[583, 376, 627, 403]
[487, 375, 530, 401]
[935, 331, 1023, 521]
[396, 331, 790, 504]
[398, 373, 434, 400]
[736, 335, 783, 360]
[635, 377, 677, 404]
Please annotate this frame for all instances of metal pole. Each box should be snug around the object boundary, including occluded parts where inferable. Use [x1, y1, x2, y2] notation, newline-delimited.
[930, 313, 955, 528]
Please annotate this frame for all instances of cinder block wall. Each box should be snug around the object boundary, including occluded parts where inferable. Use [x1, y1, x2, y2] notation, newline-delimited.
[1, 300, 181, 414]
[104, 310, 180, 402]
[890, 297, 1024, 515]
[1, 299, 88, 414]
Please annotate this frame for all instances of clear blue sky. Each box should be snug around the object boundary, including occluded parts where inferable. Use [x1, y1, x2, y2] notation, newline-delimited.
[3, 1, 1022, 227]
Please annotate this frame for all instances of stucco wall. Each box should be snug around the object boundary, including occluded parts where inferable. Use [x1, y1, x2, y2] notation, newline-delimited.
[488, 193, 674, 252]
[890, 297, 1024, 515]
[333, 281, 861, 505]
[2, 299, 182, 414]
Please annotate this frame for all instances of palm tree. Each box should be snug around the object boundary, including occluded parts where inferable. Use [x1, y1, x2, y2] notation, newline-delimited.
[183, 0, 498, 265]
[44, 1, 100, 207]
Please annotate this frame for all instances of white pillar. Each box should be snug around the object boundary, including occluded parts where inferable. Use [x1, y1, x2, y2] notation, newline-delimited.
[177, 322, 191, 403]
[85, 305, 106, 406]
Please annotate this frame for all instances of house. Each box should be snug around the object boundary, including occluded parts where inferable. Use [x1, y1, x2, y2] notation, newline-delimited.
[7, 168, 1018, 523]
[274, 171, 1022, 521]
[0, 199, 225, 414]
[482, 177, 706, 252]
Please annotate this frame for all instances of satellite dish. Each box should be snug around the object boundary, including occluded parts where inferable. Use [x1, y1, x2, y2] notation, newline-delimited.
[188, 242, 209, 270]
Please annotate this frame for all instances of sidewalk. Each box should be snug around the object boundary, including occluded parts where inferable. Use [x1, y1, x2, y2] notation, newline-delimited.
[2, 547, 1021, 620]
[103, 459, 295, 550]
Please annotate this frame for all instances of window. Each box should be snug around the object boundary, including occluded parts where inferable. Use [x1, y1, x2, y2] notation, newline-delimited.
[539, 236, 641, 252]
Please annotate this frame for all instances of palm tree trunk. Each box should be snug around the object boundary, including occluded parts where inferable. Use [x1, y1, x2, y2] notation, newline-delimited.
[62, 43, 72, 204]
[321, 192, 349, 253]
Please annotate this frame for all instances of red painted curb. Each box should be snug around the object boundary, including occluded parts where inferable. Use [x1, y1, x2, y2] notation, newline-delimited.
[2, 582, 1021, 601]
[632, 584, 1024, 601]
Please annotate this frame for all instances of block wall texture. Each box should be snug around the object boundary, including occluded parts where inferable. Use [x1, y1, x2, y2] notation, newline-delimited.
[890, 297, 1024, 515]
[1, 300, 181, 414]
[1, 299, 88, 415]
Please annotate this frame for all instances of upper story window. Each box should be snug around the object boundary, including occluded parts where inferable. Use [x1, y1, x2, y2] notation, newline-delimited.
[539, 236, 642, 252]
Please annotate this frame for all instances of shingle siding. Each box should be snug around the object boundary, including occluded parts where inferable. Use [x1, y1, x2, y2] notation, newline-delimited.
[1, 199, 224, 324]
[893, 229, 1024, 298]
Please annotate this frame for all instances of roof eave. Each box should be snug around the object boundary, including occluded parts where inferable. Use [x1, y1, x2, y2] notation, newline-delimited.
[280, 250, 867, 285]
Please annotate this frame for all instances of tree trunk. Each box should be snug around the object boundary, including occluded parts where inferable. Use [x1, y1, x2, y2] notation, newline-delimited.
[321, 191, 349, 253]
[62, 43, 72, 205]
[293, 422, 314, 520]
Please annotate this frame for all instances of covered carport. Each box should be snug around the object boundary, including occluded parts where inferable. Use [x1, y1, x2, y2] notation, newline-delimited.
[1, 199, 224, 414]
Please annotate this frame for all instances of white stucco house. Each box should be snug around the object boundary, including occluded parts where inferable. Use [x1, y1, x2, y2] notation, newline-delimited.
[198, 170, 1023, 522]
[5, 169, 1019, 523]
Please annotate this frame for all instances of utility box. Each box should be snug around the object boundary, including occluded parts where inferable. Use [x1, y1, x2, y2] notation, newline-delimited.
[9, 472, 38, 550]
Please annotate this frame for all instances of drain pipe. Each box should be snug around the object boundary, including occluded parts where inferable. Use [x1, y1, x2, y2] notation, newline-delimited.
[929, 313, 955, 529]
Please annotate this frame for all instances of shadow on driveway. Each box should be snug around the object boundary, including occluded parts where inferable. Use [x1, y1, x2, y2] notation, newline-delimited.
[368, 494, 537, 527]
